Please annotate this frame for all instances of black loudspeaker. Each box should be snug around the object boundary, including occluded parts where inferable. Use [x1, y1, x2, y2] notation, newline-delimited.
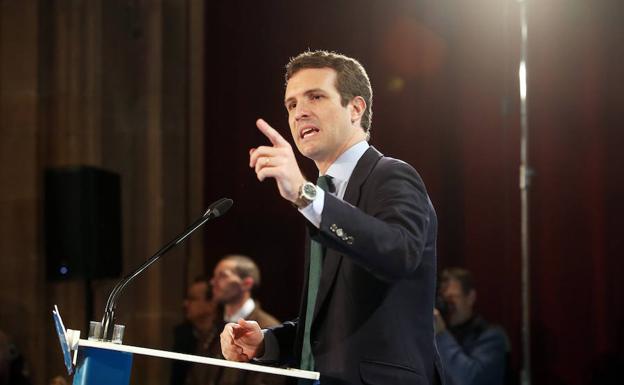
[44, 166, 122, 280]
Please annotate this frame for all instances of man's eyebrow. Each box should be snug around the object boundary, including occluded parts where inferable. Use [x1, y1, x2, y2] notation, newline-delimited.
[284, 88, 325, 105]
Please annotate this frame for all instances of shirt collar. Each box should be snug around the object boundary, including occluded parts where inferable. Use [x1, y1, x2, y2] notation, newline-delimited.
[224, 298, 255, 323]
[323, 141, 369, 182]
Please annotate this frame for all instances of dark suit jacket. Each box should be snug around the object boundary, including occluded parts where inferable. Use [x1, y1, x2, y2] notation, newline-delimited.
[271, 146, 443, 385]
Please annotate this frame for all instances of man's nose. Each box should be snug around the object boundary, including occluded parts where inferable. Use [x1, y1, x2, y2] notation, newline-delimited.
[295, 101, 310, 121]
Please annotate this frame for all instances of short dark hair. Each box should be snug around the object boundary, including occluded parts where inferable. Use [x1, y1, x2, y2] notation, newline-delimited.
[440, 267, 475, 295]
[222, 255, 261, 290]
[285, 50, 373, 137]
[191, 275, 212, 300]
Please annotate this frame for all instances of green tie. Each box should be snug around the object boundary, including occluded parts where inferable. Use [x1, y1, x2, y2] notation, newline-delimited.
[300, 175, 333, 371]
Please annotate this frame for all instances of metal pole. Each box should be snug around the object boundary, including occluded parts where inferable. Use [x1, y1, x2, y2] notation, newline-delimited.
[518, 1, 532, 385]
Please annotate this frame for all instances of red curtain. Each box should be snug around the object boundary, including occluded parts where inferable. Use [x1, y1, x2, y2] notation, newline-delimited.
[203, 1, 624, 384]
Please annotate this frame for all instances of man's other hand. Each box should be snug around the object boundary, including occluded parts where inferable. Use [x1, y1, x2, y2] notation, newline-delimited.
[220, 319, 265, 362]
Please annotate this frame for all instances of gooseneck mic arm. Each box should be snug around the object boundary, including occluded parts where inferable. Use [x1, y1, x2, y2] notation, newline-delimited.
[100, 198, 233, 341]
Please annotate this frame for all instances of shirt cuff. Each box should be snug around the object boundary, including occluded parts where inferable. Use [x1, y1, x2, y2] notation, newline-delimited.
[254, 329, 280, 362]
[298, 187, 325, 228]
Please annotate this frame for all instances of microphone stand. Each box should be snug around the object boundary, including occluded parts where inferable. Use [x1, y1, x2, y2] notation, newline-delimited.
[99, 198, 233, 341]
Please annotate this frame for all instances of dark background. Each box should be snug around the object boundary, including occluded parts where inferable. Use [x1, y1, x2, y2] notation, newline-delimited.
[1, 1, 622, 384]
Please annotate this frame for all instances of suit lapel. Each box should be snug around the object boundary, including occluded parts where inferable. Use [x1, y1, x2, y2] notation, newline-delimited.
[312, 146, 384, 321]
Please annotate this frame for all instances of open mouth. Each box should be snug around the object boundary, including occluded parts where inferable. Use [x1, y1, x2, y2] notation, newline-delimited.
[300, 126, 320, 139]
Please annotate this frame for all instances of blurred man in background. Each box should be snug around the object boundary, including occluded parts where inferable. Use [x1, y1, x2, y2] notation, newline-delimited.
[170, 275, 218, 385]
[210, 255, 279, 327]
[435, 268, 509, 385]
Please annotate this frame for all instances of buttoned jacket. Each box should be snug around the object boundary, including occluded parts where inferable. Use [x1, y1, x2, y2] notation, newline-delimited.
[271, 146, 443, 385]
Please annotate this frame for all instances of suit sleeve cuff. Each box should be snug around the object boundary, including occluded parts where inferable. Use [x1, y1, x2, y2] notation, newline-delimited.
[254, 329, 280, 362]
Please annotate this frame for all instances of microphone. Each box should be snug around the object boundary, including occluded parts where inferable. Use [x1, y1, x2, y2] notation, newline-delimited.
[203, 197, 233, 219]
[99, 198, 233, 341]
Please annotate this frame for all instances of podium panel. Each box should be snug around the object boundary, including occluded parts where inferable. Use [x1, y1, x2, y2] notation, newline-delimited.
[73, 347, 133, 385]
[53, 307, 319, 384]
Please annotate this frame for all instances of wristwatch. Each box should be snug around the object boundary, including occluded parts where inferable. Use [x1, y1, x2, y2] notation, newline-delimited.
[294, 181, 317, 209]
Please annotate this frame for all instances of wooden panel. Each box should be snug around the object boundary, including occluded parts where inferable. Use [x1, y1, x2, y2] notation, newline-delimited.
[186, 0, 206, 282]
[1, 0, 204, 384]
[0, 1, 45, 384]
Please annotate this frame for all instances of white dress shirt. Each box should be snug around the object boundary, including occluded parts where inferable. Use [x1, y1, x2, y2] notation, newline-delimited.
[225, 298, 255, 323]
[299, 140, 370, 227]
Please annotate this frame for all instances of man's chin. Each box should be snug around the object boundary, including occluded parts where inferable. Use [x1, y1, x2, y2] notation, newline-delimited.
[298, 144, 323, 161]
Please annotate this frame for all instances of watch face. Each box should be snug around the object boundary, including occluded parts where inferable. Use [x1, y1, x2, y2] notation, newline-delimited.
[302, 182, 317, 200]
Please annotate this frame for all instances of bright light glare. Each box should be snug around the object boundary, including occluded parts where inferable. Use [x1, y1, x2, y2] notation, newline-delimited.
[519, 61, 527, 100]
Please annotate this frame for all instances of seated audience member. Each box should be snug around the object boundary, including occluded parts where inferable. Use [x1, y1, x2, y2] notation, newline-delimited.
[210, 255, 279, 327]
[435, 268, 509, 385]
[170, 275, 219, 385]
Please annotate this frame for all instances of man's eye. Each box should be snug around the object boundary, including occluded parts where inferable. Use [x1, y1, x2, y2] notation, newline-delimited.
[287, 103, 296, 111]
[311, 94, 322, 100]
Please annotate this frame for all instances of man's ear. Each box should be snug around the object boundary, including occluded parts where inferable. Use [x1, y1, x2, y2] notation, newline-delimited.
[467, 289, 477, 307]
[349, 96, 366, 124]
[242, 277, 254, 291]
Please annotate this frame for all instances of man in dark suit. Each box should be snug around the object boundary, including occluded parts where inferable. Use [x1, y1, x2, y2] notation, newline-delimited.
[220, 50, 442, 385]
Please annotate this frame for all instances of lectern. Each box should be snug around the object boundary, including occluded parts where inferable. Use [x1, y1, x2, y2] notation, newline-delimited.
[53, 306, 320, 385]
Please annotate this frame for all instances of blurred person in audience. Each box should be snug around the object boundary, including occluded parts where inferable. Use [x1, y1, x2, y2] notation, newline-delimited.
[210, 255, 279, 327]
[171, 275, 219, 385]
[434, 268, 509, 385]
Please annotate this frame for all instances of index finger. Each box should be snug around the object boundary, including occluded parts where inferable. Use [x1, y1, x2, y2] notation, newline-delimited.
[256, 118, 290, 147]
[224, 323, 236, 338]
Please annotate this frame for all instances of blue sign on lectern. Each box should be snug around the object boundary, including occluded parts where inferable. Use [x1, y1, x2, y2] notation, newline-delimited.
[52, 305, 74, 375]
[52, 306, 133, 385]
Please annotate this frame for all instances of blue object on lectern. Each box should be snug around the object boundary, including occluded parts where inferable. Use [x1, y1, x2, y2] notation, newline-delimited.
[52, 307, 73, 375]
[72, 346, 133, 385]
